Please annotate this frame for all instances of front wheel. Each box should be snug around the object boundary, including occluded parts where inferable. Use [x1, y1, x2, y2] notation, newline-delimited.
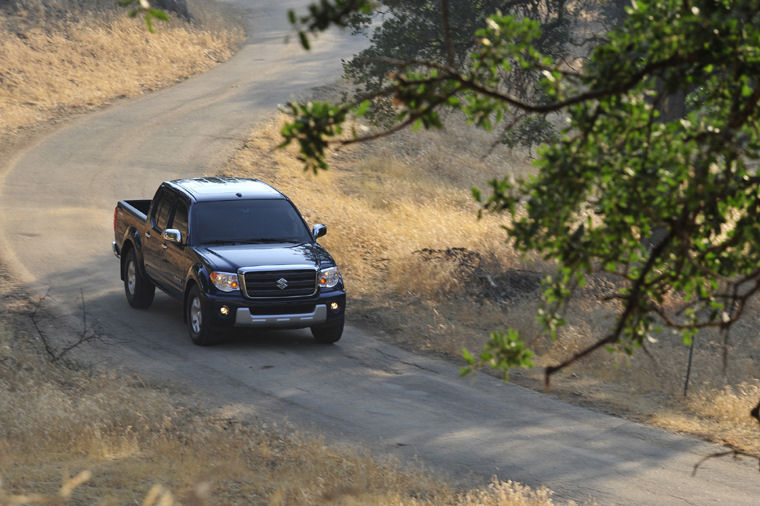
[124, 248, 155, 309]
[311, 316, 344, 344]
[185, 285, 218, 346]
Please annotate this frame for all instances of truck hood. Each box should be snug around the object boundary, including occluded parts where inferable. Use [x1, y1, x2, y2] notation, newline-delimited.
[194, 242, 332, 272]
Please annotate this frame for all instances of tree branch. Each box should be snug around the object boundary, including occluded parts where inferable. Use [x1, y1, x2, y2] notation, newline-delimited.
[372, 51, 702, 115]
[337, 90, 455, 146]
[440, 0, 456, 68]
[545, 223, 676, 388]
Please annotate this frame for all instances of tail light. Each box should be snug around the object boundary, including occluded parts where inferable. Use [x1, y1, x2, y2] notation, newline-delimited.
[113, 207, 118, 231]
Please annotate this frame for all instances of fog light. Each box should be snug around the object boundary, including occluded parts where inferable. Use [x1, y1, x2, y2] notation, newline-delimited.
[329, 302, 339, 311]
[219, 305, 230, 316]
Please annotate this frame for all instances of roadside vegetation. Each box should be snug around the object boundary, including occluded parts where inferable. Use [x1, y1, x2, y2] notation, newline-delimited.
[223, 108, 760, 455]
[0, 0, 243, 140]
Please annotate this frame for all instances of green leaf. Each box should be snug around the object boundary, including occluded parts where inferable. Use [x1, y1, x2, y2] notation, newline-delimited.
[149, 8, 170, 22]
[355, 99, 371, 117]
[144, 13, 154, 33]
[299, 32, 310, 50]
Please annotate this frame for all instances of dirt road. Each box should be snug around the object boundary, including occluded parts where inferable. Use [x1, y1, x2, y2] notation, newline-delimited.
[1, 1, 759, 503]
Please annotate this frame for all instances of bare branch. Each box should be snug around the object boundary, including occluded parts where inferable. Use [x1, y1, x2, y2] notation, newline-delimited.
[27, 289, 57, 359]
[27, 288, 103, 362]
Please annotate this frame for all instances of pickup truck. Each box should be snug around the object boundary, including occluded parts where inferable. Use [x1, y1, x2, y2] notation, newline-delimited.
[112, 177, 346, 345]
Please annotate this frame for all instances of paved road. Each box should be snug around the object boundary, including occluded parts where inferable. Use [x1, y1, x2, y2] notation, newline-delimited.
[2, 1, 759, 503]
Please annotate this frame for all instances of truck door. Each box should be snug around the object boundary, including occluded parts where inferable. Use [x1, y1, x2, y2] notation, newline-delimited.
[143, 188, 176, 289]
[161, 197, 192, 296]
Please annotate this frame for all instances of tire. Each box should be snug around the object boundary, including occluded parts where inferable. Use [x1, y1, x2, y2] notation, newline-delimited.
[185, 285, 218, 346]
[311, 315, 344, 344]
[124, 248, 155, 309]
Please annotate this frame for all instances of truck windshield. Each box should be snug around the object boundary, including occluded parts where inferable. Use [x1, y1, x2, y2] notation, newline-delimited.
[194, 199, 312, 245]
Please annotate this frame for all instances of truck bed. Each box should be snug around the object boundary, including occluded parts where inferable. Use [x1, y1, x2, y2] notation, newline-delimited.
[114, 199, 151, 256]
[121, 199, 151, 218]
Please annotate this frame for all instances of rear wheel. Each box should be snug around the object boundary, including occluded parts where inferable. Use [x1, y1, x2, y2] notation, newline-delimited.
[124, 248, 154, 309]
[311, 316, 344, 344]
[185, 285, 218, 346]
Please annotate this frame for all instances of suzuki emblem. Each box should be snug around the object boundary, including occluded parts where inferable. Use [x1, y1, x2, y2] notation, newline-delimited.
[276, 277, 288, 290]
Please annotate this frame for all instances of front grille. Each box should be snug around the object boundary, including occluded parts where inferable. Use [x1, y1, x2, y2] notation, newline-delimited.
[242, 269, 317, 298]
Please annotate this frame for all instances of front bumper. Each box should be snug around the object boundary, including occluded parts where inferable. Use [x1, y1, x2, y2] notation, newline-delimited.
[234, 304, 327, 327]
[203, 290, 346, 330]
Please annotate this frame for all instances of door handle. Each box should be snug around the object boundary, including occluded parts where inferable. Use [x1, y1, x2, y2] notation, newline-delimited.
[161, 243, 168, 250]
[145, 231, 151, 239]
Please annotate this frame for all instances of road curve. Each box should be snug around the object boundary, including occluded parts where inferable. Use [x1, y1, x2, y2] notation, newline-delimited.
[2, 1, 759, 503]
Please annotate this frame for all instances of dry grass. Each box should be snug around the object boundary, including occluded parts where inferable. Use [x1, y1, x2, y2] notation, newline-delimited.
[223, 107, 760, 454]
[0, 0, 243, 138]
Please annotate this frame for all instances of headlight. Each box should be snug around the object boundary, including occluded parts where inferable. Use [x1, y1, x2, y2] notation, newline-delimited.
[318, 266, 341, 289]
[210, 271, 239, 292]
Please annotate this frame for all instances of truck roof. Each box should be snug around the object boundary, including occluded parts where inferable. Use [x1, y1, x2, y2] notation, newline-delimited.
[168, 177, 285, 202]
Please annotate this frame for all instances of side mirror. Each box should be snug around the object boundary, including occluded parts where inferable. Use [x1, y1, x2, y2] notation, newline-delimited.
[163, 228, 182, 244]
[312, 224, 327, 240]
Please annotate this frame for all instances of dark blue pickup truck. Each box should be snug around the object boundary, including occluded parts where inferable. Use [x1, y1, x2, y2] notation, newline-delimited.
[113, 177, 345, 345]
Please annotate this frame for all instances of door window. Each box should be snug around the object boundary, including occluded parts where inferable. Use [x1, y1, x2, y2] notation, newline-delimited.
[152, 191, 176, 233]
[171, 200, 189, 244]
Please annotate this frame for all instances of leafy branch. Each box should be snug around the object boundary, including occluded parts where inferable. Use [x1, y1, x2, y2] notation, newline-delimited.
[285, 0, 760, 385]
[461, 329, 534, 381]
[118, 0, 169, 32]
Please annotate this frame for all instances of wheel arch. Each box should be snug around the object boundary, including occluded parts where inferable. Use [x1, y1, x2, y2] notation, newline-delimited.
[119, 240, 134, 281]
[183, 278, 198, 314]
[118, 227, 144, 281]
[183, 263, 209, 313]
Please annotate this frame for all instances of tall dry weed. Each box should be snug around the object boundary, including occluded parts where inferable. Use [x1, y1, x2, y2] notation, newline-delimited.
[650, 382, 760, 454]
